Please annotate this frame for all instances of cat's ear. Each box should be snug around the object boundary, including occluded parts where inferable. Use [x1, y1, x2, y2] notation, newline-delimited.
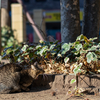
[34, 62, 38, 67]
[31, 65, 36, 70]
[34, 61, 41, 68]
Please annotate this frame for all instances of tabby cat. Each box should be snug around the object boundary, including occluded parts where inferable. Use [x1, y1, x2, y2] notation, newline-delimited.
[0, 62, 44, 94]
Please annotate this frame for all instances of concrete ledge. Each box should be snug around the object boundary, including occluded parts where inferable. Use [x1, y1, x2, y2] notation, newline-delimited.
[78, 75, 100, 88]
[33, 74, 100, 93]
[1, 61, 100, 93]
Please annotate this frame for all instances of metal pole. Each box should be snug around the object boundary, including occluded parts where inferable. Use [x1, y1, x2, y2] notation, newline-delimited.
[17, 0, 45, 41]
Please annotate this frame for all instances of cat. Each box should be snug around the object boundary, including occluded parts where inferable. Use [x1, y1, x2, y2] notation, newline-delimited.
[0, 62, 44, 94]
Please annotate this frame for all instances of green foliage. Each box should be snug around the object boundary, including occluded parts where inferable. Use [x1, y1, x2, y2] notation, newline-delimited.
[1, 34, 100, 88]
[70, 79, 76, 84]
[1, 34, 100, 70]
[1, 26, 19, 49]
[2, 33, 100, 96]
[73, 63, 83, 75]
[86, 52, 97, 63]
[64, 57, 69, 64]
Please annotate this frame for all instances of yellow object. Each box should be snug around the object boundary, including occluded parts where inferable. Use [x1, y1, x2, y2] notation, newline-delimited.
[45, 12, 60, 22]
[80, 11, 83, 21]
[45, 11, 83, 22]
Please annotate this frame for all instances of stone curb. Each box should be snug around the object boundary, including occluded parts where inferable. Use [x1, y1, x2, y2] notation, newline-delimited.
[33, 74, 100, 93]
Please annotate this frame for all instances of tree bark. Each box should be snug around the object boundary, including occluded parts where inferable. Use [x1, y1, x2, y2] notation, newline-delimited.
[61, 0, 80, 43]
[82, 0, 100, 39]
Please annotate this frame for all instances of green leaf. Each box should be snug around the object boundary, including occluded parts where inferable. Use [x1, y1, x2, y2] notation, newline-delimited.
[64, 57, 69, 63]
[57, 53, 62, 57]
[92, 52, 97, 61]
[70, 79, 76, 84]
[40, 46, 48, 56]
[50, 44, 56, 50]
[89, 37, 97, 41]
[51, 50, 57, 55]
[86, 52, 97, 63]
[86, 52, 92, 63]
[75, 44, 82, 51]
[17, 57, 22, 62]
[73, 63, 82, 75]
[74, 51, 79, 55]
[57, 50, 62, 58]
[88, 46, 97, 51]
[75, 41, 80, 45]
[7, 42, 13, 47]
[15, 52, 20, 57]
[21, 45, 28, 52]
[83, 43, 89, 50]
[39, 40, 44, 43]
[76, 34, 84, 41]
[27, 47, 33, 51]
[2, 42, 5, 47]
[79, 63, 83, 68]
[36, 45, 42, 49]
[61, 49, 67, 55]
[22, 52, 29, 56]
[2, 37, 6, 41]
[73, 68, 79, 75]
[80, 50, 87, 54]
[62, 43, 70, 50]
[97, 43, 100, 47]
[61, 43, 70, 55]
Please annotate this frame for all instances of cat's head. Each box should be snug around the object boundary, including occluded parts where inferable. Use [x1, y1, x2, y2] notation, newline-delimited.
[30, 62, 45, 79]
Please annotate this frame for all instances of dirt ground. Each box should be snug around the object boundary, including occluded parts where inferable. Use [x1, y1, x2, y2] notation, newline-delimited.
[1, 62, 100, 100]
[0, 87, 100, 100]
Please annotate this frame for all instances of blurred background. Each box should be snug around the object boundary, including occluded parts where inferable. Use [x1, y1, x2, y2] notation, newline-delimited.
[1, 0, 84, 46]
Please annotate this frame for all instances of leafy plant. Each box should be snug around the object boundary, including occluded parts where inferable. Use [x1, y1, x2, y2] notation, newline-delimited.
[70, 79, 76, 84]
[1, 34, 100, 74]
[1, 26, 19, 51]
[1, 34, 100, 96]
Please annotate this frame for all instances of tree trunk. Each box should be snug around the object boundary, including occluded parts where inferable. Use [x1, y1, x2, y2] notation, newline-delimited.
[82, 0, 100, 39]
[61, 0, 80, 43]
